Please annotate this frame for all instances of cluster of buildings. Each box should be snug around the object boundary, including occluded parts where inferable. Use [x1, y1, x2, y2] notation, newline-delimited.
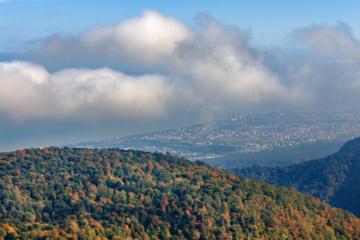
[75, 109, 360, 161]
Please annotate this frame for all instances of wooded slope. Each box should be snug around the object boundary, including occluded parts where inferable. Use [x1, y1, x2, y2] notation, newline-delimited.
[0, 147, 359, 239]
[232, 136, 360, 218]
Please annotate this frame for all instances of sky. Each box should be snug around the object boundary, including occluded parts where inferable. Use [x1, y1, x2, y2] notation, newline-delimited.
[1, 0, 360, 151]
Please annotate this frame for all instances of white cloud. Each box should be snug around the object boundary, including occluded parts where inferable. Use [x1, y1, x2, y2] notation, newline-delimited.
[292, 23, 360, 62]
[43, 10, 192, 64]
[283, 23, 360, 105]
[88, 10, 191, 61]
[0, 61, 171, 121]
[169, 16, 306, 109]
[3, 12, 360, 124]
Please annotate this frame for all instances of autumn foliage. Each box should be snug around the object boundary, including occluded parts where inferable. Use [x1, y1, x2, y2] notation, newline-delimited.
[0, 147, 359, 239]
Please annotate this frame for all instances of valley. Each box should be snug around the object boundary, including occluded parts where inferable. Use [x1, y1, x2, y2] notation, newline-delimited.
[70, 108, 360, 168]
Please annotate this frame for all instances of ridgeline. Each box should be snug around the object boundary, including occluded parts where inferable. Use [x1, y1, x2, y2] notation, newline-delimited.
[231, 136, 360, 218]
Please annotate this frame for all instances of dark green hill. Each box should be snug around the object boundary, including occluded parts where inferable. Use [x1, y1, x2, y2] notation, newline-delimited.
[231, 136, 360, 217]
[0, 147, 360, 239]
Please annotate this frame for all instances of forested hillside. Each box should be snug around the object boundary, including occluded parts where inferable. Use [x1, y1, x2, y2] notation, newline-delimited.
[0, 147, 360, 239]
[231, 136, 360, 218]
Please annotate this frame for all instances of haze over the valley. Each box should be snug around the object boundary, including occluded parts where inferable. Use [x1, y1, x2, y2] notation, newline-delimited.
[1, 1, 360, 151]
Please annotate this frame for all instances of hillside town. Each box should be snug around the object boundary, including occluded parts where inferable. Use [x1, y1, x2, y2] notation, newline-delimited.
[72, 108, 360, 162]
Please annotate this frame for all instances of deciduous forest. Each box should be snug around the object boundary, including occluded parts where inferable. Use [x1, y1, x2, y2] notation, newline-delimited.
[0, 147, 359, 239]
[232, 136, 360, 218]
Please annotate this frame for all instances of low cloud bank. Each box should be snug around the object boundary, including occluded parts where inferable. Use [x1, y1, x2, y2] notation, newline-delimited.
[2, 11, 360, 123]
[0, 61, 170, 121]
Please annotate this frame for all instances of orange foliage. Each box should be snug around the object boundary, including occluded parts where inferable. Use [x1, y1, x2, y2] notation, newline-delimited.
[160, 199, 169, 211]
[43, 148, 51, 154]
[16, 149, 26, 157]
[53, 229, 60, 237]
[72, 193, 79, 201]
[89, 218, 102, 229]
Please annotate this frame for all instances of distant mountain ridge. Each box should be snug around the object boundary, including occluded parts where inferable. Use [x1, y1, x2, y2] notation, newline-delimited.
[231, 136, 360, 217]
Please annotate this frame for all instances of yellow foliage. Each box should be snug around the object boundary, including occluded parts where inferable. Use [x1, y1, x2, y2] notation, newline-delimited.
[2, 223, 16, 233]
[175, 178, 182, 183]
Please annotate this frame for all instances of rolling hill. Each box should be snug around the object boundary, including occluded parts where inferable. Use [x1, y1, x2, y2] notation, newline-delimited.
[231, 136, 360, 217]
[0, 147, 359, 239]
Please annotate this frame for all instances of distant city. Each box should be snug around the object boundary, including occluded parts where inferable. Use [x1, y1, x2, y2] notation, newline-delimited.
[69, 108, 360, 167]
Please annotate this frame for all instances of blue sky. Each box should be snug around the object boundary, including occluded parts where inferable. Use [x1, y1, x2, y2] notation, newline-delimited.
[1, 0, 360, 151]
[1, 0, 359, 51]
